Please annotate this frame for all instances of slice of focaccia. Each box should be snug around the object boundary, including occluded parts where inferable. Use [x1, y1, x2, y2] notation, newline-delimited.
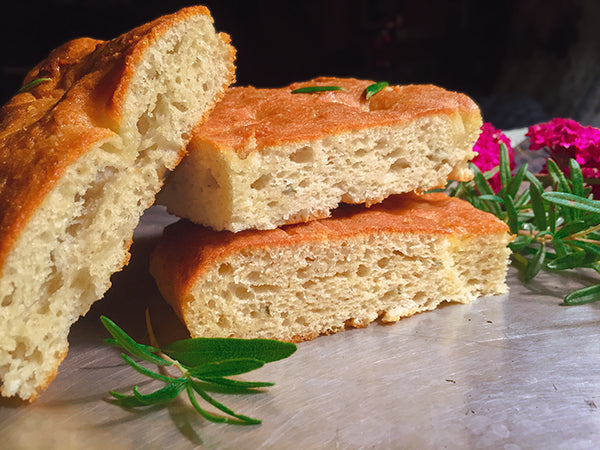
[0, 6, 236, 401]
[150, 193, 512, 343]
[158, 77, 483, 232]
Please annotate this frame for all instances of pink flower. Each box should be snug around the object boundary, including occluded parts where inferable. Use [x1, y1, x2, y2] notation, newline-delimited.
[526, 118, 600, 197]
[471, 122, 515, 192]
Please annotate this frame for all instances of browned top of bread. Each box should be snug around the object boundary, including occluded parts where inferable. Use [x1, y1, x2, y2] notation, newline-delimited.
[192, 77, 481, 157]
[0, 6, 216, 271]
[151, 193, 510, 305]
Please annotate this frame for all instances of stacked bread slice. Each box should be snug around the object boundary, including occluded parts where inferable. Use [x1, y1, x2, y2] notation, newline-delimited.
[0, 6, 236, 401]
[151, 77, 512, 342]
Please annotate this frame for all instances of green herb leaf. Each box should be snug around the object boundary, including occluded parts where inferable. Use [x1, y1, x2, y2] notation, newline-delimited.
[162, 337, 297, 368]
[365, 81, 389, 99]
[291, 86, 344, 94]
[199, 376, 274, 389]
[132, 382, 186, 405]
[546, 250, 586, 270]
[570, 240, 600, 258]
[121, 354, 181, 383]
[529, 182, 547, 231]
[542, 192, 600, 215]
[498, 142, 512, 193]
[546, 159, 572, 193]
[509, 234, 532, 251]
[524, 243, 546, 282]
[187, 358, 265, 378]
[507, 163, 528, 198]
[563, 284, 600, 305]
[503, 194, 519, 235]
[17, 77, 51, 93]
[102, 316, 296, 426]
[569, 159, 585, 198]
[190, 382, 262, 424]
[101, 316, 171, 366]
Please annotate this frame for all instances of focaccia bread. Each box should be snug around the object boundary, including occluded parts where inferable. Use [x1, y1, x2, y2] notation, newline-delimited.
[158, 77, 482, 232]
[0, 6, 236, 401]
[150, 193, 512, 342]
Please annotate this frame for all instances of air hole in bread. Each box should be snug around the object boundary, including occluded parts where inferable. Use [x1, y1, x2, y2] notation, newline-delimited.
[302, 280, 316, 289]
[246, 271, 262, 283]
[1, 292, 14, 307]
[234, 285, 252, 300]
[413, 291, 426, 304]
[356, 264, 370, 277]
[391, 158, 411, 171]
[295, 316, 309, 326]
[217, 263, 233, 276]
[250, 174, 272, 190]
[289, 146, 314, 164]
[41, 268, 63, 297]
[13, 342, 27, 359]
[71, 267, 92, 293]
[374, 138, 388, 150]
[136, 112, 151, 135]
[217, 315, 230, 328]
[172, 102, 188, 113]
[377, 257, 390, 268]
[100, 141, 121, 154]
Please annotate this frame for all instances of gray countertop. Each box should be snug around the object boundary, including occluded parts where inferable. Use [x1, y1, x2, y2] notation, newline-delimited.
[1, 130, 599, 449]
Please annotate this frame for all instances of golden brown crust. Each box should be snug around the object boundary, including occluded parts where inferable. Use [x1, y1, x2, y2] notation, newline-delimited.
[150, 193, 510, 315]
[0, 6, 216, 274]
[192, 77, 481, 157]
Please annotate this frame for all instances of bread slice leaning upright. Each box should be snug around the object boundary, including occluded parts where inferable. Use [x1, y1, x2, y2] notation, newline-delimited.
[158, 77, 482, 232]
[150, 193, 512, 343]
[0, 6, 236, 401]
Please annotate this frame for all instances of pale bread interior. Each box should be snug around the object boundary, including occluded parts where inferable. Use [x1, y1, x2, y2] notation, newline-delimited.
[0, 13, 233, 401]
[159, 111, 480, 232]
[179, 230, 511, 342]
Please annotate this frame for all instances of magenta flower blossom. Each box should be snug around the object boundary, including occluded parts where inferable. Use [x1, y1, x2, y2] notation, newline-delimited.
[527, 118, 600, 197]
[471, 122, 515, 192]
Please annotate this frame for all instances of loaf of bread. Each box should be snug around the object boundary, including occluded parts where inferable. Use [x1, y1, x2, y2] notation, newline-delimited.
[150, 193, 512, 342]
[158, 78, 482, 232]
[0, 6, 236, 401]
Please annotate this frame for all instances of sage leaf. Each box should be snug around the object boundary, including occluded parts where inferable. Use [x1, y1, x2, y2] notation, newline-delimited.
[162, 337, 296, 368]
[187, 358, 265, 378]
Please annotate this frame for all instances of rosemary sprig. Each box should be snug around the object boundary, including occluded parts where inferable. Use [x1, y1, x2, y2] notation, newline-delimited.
[101, 316, 296, 425]
[291, 86, 344, 94]
[17, 77, 51, 93]
[451, 142, 600, 305]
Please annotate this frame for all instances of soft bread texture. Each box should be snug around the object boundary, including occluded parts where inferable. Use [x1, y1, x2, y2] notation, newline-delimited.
[150, 193, 512, 342]
[0, 6, 236, 401]
[158, 78, 483, 232]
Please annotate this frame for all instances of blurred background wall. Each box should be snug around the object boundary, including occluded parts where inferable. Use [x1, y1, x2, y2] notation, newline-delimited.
[2, 0, 599, 129]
